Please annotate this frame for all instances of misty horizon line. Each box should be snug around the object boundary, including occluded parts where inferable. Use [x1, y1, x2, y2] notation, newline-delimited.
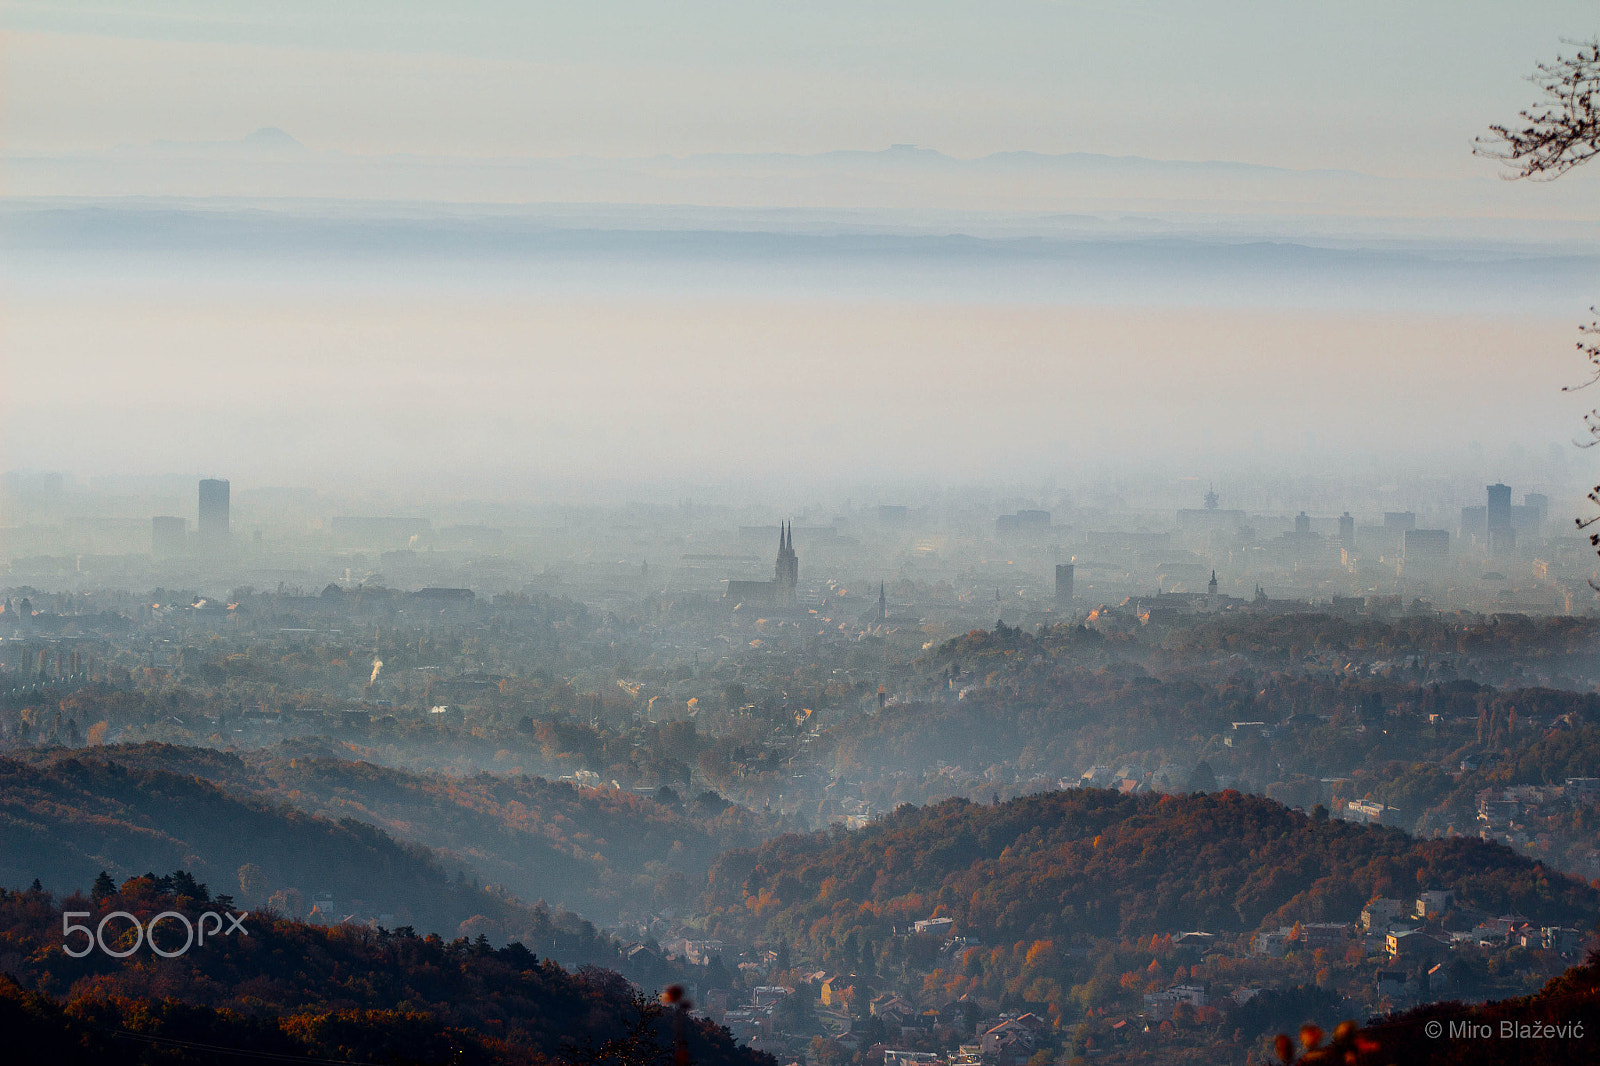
[2, 465, 1578, 511]
[15, 127, 1394, 179]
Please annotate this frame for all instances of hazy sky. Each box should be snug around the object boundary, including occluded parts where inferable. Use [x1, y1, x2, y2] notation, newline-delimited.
[4, 2, 1597, 174]
[3, 281, 1585, 488]
[2, 3, 1597, 500]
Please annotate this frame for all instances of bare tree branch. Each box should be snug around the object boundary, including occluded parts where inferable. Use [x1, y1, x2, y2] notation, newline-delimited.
[1476, 38, 1600, 179]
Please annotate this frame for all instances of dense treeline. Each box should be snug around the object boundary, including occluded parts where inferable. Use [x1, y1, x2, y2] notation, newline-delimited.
[832, 665, 1600, 791]
[821, 630, 1600, 841]
[0, 874, 770, 1066]
[1161, 613, 1600, 666]
[1357, 726, 1600, 830]
[931, 614, 1600, 677]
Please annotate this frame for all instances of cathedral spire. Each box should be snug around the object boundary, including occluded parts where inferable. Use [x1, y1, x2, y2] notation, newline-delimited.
[771, 520, 799, 606]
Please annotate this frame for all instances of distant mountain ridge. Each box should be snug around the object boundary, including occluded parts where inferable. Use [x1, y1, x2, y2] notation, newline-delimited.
[6, 199, 1591, 315]
[683, 142, 1376, 180]
[8, 129, 1595, 224]
[75, 130, 1379, 178]
[142, 126, 307, 153]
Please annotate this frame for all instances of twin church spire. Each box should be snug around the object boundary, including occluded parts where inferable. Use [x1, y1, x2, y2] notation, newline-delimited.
[774, 521, 799, 604]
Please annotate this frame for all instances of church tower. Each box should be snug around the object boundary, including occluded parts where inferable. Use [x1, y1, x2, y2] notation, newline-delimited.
[774, 522, 799, 606]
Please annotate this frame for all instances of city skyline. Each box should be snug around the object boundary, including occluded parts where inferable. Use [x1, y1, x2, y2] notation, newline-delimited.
[3, 12, 1600, 1062]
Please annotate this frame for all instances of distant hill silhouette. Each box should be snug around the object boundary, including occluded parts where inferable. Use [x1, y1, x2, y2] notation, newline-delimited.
[242, 126, 305, 149]
[0, 752, 689, 985]
[17, 742, 780, 924]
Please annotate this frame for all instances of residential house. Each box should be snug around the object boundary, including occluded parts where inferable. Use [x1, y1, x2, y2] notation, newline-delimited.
[1477, 791, 1520, 828]
[1415, 889, 1455, 919]
[820, 974, 857, 1011]
[980, 1019, 1037, 1066]
[1300, 923, 1352, 952]
[751, 986, 792, 1008]
[1523, 926, 1583, 954]
[1143, 985, 1207, 1021]
[1253, 929, 1290, 957]
[624, 943, 662, 967]
[883, 1052, 942, 1066]
[1343, 800, 1401, 826]
[1375, 970, 1407, 998]
[871, 993, 918, 1027]
[1566, 778, 1600, 806]
[1360, 898, 1407, 933]
[1387, 929, 1445, 961]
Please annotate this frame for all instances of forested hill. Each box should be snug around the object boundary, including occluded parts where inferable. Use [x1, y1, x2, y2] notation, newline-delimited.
[704, 788, 1599, 958]
[0, 753, 530, 935]
[0, 876, 771, 1066]
[0, 754, 654, 976]
[15, 741, 783, 924]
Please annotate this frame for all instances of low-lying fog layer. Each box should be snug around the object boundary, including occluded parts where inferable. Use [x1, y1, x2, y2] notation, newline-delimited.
[3, 198, 1594, 487]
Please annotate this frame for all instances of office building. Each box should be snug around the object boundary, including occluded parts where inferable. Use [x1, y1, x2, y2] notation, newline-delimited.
[1404, 528, 1449, 560]
[1055, 563, 1074, 608]
[1487, 483, 1515, 555]
[1512, 492, 1548, 537]
[198, 478, 230, 551]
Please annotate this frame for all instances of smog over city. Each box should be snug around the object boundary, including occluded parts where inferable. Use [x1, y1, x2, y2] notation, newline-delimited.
[3, 5, 1600, 1066]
